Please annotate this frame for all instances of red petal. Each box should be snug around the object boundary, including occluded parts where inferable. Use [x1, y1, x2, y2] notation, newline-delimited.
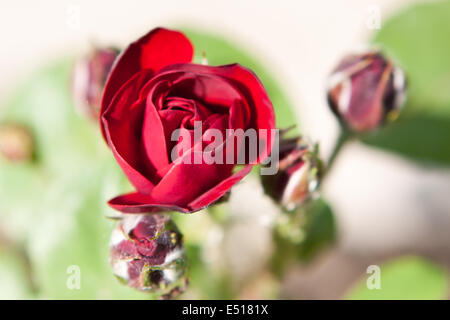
[158, 63, 276, 162]
[188, 164, 253, 210]
[108, 165, 252, 214]
[149, 147, 232, 208]
[101, 28, 194, 139]
[102, 70, 159, 194]
[141, 86, 170, 173]
[108, 192, 191, 214]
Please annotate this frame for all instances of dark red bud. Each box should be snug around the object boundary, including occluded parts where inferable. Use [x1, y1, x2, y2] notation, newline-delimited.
[262, 135, 322, 211]
[109, 214, 187, 298]
[327, 51, 406, 132]
[71, 46, 119, 121]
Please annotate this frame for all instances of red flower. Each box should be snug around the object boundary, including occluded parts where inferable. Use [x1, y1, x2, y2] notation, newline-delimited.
[101, 28, 275, 213]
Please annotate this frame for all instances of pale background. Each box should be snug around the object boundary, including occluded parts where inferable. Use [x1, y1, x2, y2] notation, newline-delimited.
[1, 0, 449, 298]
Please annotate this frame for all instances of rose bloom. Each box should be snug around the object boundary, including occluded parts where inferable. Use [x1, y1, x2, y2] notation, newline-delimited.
[101, 28, 275, 213]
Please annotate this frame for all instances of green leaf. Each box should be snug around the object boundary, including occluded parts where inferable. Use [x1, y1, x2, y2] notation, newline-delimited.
[347, 256, 448, 300]
[0, 247, 33, 299]
[362, 1, 450, 165]
[180, 28, 298, 131]
[29, 162, 154, 299]
[271, 198, 336, 276]
[297, 198, 336, 261]
[184, 243, 235, 299]
[362, 114, 450, 164]
[0, 59, 103, 172]
[0, 59, 152, 299]
[0, 163, 46, 242]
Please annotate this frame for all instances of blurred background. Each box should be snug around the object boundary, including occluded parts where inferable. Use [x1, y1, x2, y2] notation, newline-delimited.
[0, 0, 450, 299]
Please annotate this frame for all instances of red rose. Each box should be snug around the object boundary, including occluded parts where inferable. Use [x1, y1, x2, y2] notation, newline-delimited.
[101, 28, 275, 214]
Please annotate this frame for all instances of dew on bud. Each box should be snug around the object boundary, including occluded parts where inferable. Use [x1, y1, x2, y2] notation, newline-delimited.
[326, 51, 406, 132]
[0, 123, 34, 163]
[71, 46, 119, 122]
[262, 133, 322, 211]
[109, 214, 188, 298]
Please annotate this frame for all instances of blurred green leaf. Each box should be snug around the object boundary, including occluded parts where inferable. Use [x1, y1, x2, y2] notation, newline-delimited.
[0, 60, 103, 172]
[297, 198, 336, 261]
[0, 247, 33, 299]
[347, 256, 448, 300]
[271, 198, 336, 276]
[362, 1, 450, 165]
[0, 163, 46, 242]
[29, 161, 154, 299]
[184, 243, 235, 299]
[0, 59, 152, 299]
[181, 28, 299, 131]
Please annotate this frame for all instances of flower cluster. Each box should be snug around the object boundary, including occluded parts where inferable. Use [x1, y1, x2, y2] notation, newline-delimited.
[70, 27, 406, 298]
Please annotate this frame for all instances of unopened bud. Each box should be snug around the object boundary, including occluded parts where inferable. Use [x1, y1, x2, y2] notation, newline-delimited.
[262, 135, 322, 211]
[327, 51, 406, 132]
[71, 46, 119, 121]
[0, 123, 34, 162]
[109, 214, 187, 298]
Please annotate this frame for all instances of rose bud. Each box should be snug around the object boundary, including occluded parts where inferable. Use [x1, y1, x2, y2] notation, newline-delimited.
[100, 28, 275, 214]
[326, 51, 406, 132]
[110, 214, 188, 298]
[262, 136, 322, 211]
[0, 123, 34, 162]
[71, 46, 119, 121]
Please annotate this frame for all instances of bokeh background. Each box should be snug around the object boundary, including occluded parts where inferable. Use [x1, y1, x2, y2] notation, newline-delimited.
[1, 0, 450, 299]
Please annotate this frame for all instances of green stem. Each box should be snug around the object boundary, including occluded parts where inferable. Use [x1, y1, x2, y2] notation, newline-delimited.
[326, 129, 351, 174]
